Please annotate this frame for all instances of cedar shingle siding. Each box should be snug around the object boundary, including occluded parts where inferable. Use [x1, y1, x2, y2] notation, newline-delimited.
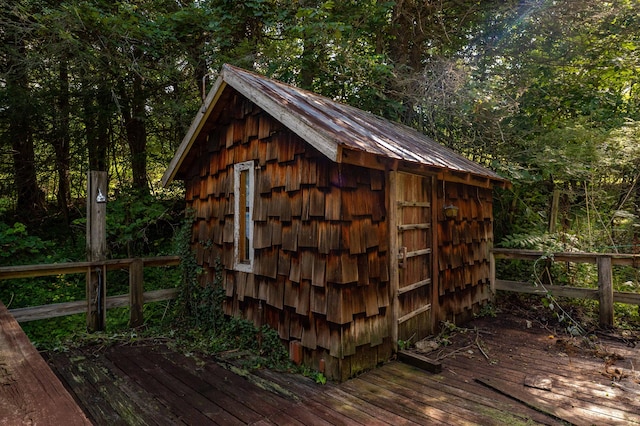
[184, 97, 391, 380]
[165, 65, 508, 381]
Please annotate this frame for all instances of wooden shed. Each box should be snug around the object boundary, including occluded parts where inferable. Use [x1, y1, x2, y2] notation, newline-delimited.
[162, 64, 509, 381]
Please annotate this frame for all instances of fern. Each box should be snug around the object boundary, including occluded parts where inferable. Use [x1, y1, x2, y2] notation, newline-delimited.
[500, 231, 579, 252]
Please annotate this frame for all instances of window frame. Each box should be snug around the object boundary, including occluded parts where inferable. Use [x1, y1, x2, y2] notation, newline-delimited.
[233, 160, 255, 272]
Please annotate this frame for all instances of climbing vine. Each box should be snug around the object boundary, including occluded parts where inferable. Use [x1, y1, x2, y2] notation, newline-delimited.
[171, 216, 291, 371]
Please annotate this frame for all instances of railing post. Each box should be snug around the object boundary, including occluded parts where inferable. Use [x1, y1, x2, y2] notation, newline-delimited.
[597, 256, 614, 328]
[86, 171, 108, 332]
[489, 249, 496, 297]
[129, 259, 144, 328]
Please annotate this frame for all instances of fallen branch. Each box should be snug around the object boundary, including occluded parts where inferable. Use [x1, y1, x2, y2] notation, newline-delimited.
[473, 328, 490, 360]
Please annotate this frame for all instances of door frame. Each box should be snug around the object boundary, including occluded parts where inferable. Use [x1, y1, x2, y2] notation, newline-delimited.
[388, 170, 440, 351]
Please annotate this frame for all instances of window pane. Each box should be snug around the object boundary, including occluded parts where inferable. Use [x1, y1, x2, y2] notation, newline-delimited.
[234, 161, 254, 272]
[239, 169, 248, 263]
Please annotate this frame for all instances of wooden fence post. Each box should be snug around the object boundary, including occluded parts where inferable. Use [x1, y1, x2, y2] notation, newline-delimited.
[489, 249, 496, 297]
[597, 256, 614, 328]
[129, 259, 144, 327]
[86, 171, 107, 332]
[549, 189, 561, 233]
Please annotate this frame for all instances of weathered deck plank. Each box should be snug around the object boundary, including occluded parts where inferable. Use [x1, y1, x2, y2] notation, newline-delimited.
[301, 390, 392, 425]
[44, 312, 640, 425]
[441, 328, 640, 425]
[144, 349, 267, 424]
[341, 374, 469, 425]
[362, 367, 531, 425]
[382, 362, 561, 425]
[48, 348, 185, 425]
[321, 387, 420, 426]
[171, 351, 300, 419]
[109, 347, 243, 425]
[476, 376, 601, 425]
[0, 300, 90, 425]
[460, 353, 640, 424]
[440, 314, 640, 425]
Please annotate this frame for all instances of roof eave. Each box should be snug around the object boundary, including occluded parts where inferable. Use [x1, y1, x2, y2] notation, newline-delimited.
[341, 146, 510, 188]
[161, 76, 228, 187]
[164, 64, 511, 190]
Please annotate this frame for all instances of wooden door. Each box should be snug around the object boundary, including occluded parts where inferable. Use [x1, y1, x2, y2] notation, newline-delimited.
[391, 171, 435, 344]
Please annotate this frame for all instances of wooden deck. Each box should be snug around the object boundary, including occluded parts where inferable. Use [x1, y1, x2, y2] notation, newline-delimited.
[0, 300, 90, 425]
[44, 312, 640, 425]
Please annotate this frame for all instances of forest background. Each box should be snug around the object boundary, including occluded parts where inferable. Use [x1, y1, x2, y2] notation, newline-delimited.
[1, 0, 640, 342]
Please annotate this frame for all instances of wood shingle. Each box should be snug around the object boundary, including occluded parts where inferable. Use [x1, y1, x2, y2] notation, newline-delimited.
[166, 64, 507, 381]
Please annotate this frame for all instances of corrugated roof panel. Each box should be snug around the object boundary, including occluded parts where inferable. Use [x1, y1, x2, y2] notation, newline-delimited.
[223, 65, 504, 181]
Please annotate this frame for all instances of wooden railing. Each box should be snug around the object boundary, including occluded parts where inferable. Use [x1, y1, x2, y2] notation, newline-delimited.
[0, 256, 181, 325]
[490, 248, 640, 327]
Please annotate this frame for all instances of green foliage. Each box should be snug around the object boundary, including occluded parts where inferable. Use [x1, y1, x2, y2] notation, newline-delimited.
[469, 1, 640, 256]
[24, 301, 177, 351]
[170, 217, 291, 371]
[0, 221, 52, 264]
[301, 367, 327, 385]
[21, 314, 87, 351]
[531, 125, 603, 183]
[172, 283, 291, 371]
[437, 321, 459, 347]
[613, 302, 640, 330]
[397, 339, 410, 351]
[475, 302, 497, 319]
[500, 232, 578, 252]
[2, 191, 182, 347]
[172, 212, 211, 326]
[3, 0, 640, 269]
[2, 0, 640, 369]
[171, 257, 291, 369]
[105, 188, 183, 257]
[1, 275, 85, 311]
[0, 214, 84, 312]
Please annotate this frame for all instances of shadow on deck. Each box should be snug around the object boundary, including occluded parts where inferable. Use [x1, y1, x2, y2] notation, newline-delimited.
[47, 313, 640, 425]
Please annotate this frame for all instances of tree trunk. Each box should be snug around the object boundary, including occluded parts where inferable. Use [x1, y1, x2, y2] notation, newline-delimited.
[300, 38, 318, 91]
[385, 0, 433, 126]
[123, 71, 148, 194]
[7, 38, 43, 215]
[53, 60, 71, 224]
[297, 0, 325, 91]
[84, 82, 110, 172]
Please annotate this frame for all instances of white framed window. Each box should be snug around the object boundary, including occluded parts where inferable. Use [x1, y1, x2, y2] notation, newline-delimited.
[234, 161, 255, 272]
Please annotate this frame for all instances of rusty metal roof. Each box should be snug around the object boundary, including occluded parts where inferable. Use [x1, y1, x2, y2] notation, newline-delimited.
[163, 64, 507, 186]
